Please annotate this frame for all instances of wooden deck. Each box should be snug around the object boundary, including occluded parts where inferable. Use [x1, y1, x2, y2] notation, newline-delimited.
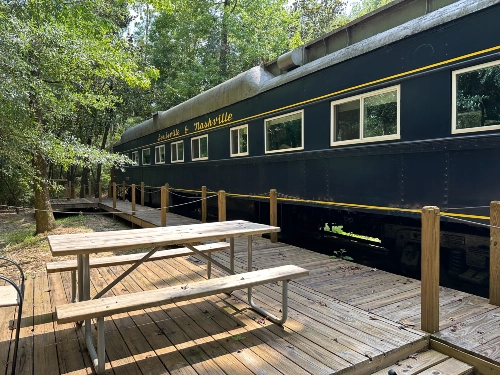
[50, 198, 99, 211]
[1, 199, 498, 374]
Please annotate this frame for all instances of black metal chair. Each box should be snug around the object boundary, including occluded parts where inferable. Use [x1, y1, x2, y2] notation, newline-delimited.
[0, 258, 25, 375]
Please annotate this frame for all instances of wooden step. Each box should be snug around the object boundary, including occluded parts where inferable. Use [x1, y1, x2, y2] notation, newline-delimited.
[370, 349, 474, 375]
[46, 242, 230, 272]
[56, 264, 309, 323]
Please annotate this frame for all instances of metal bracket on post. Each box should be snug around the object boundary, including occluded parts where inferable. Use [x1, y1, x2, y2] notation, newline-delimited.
[183, 243, 234, 275]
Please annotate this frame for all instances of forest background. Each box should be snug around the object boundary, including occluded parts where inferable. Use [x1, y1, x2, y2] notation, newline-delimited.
[0, 0, 391, 233]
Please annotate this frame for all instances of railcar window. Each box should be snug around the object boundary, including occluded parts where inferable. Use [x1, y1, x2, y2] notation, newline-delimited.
[171, 140, 184, 163]
[131, 151, 138, 165]
[191, 134, 208, 161]
[264, 110, 304, 153]
[452, 60, 500, 134]
[155, 145, 165, 164]
[230, 124, 248, 156]
[331, 86, 400, 145]
[142, 148, 151, 165]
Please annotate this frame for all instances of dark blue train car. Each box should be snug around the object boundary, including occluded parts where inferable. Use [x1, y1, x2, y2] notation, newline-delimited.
[114, 0, 500, 286]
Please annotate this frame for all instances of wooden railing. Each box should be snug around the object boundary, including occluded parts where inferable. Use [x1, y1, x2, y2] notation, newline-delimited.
[109, 181, 279, 243]
[421, 203, 500, 333]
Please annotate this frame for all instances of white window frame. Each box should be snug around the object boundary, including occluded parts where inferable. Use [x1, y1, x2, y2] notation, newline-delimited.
[191, 134, 208, 161]
[171, 140, 184, 163]
[131, 151, 138, 165]
[264, 110, 304, 154]
[142, 148, 151, 165]
[330, 85, 400, 146]
[452, 60, 500, 134]
[155, 145, 165, 164]
[230, 124, 249, 157]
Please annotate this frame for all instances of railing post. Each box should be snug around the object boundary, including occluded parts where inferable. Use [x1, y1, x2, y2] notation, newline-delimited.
[112, 182, 117, 209]
[218, 190, 226, 222]
[83, 184, 86, 199]
[218, 190, 226, 242]
[71, 183, 76, 199]
[140, 182, 145, 206]
[131, 184, 136, 215]
[165, 183, 169, 213]
[68, 181, 72, 199]
[89, 182, 92, 199]
[201, 186, 207, 223]
[98, 183, 102, 203]
[64, 183, 69, 199]
[122, 181, 126, 201]
[421, 206, 440, 333]
[270, 189, 278, 243]
[161, 186, 167, 226]
[490, 201, 500, 305]
[108, 182, 112, 198]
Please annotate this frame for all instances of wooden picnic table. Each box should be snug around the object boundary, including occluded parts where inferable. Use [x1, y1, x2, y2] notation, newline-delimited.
[47, 220, 289, 373]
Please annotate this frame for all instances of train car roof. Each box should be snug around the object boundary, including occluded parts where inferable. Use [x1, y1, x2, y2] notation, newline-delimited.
[116, 0, 497, 146]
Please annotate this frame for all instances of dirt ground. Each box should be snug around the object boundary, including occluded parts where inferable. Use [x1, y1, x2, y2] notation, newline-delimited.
[0, 210, 130, 279]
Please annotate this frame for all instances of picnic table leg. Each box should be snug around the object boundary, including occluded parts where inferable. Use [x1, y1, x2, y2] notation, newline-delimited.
[77, 255, 84, 303]
[247, 235, 290, 324]
[71, 270, 77, 303]
[207, 251, 212, 279]
[229, 237, 234, 273]
[81, 254, 105, 374]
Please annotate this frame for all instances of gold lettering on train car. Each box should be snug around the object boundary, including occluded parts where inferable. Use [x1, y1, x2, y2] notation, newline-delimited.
[157, 128, 180, 142]
[193, 112, 233, 131]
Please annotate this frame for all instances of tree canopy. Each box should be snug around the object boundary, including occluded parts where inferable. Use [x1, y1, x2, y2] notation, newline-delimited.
[0, 0, 158, 232]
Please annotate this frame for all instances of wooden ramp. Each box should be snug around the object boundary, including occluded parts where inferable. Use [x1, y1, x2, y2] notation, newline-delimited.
[50, 198, 98, 211]
[98, 198, 199, 228]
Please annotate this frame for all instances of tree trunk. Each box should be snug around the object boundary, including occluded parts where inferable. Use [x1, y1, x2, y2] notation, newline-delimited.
[79, 137, 93, 198]
[219, 0, 230, 79]
[95, 120, 110, 190]
[32, 149, 56, 233]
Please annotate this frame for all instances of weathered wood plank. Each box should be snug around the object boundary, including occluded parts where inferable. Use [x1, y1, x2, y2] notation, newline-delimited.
[15, 277, 34, 375]
[48, 220, 280, 256]
[48, 273, 90, 375]
[46, 242, 230, 272]
[57, 265, 308, 323]
[419, 357, 473, 375]
[370, 349, 449, 375]
[33, 274, 59, 375]
[0, 280, 15, 373]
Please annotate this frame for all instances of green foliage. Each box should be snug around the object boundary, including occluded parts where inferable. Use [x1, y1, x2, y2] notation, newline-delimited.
[6, 227, 36, 246]
[0, 0, 159, 211]
[140, 0, 300, 109]
[292, 0, 347, 43]
[330, 249, 353, 261]
[456, 64, 500, 129]
[232, 334, 246, 341]
[348, 0, 393, 20]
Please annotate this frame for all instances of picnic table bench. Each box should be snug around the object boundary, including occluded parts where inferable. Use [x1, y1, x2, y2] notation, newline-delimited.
[47, 220, 309, 374]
